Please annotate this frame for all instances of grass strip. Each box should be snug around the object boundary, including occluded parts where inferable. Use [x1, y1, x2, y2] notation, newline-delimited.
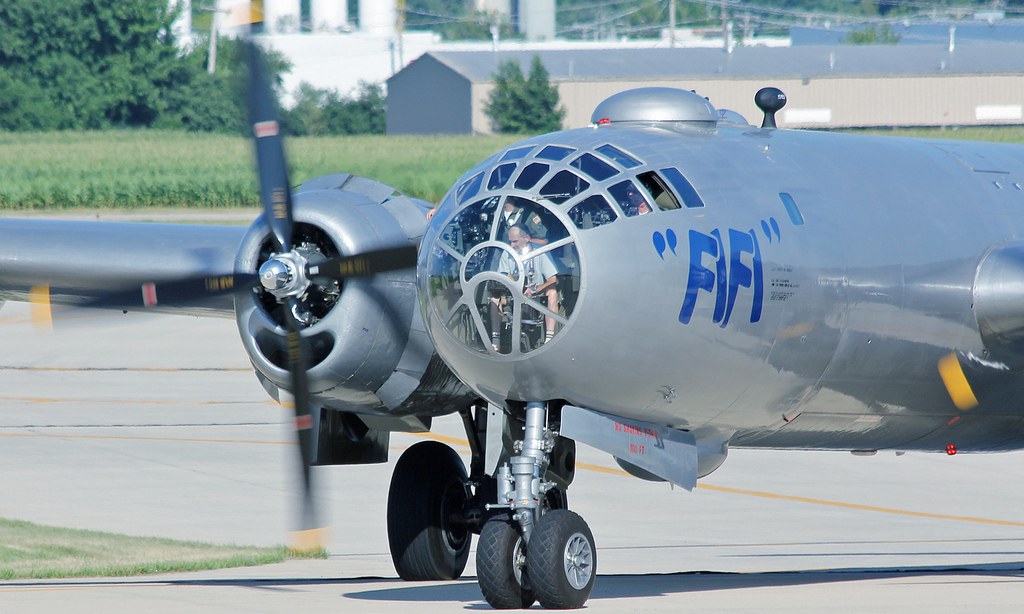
[0, 518, 324, 579]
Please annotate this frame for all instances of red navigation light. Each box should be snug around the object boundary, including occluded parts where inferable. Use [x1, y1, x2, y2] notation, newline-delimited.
[946, 444, 957, 455]
[597, 118, 611, 125]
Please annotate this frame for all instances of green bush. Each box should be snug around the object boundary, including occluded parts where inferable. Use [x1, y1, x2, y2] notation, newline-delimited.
[283, 81, 386, 136]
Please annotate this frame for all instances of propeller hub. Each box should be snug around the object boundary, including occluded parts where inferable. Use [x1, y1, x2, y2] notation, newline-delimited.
[259, 252, 310, 299]
[259, 259, 291, 291]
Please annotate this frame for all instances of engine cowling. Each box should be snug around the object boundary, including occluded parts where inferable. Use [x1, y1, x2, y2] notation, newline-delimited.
[234, 173, 475, 435]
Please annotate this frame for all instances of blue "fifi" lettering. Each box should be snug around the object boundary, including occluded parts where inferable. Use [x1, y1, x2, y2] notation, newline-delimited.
[656, 223, 773, 328]
[680, 229, 726, 325]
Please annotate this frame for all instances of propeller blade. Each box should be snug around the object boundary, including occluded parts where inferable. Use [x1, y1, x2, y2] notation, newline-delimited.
[243, 13, 325, 552]
[246, 40, 294, 253]
[282, 297, 328, 551]
[29, 285, 54, 333]
[308, 245, 419, 280]
[71, 273, 260, 311]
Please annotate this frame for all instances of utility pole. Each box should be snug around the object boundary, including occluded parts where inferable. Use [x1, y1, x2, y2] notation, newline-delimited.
[669, 0, 676, 48]
[721, 0, 728, 52]
[199, 2, 222, 75]
[396, 0, 406, 69]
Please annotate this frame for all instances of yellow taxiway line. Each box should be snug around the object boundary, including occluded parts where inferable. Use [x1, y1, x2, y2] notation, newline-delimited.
[3, 427, 1024, 529]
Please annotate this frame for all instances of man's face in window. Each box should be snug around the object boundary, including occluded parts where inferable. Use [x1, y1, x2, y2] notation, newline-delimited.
[509, 227, 531, 253]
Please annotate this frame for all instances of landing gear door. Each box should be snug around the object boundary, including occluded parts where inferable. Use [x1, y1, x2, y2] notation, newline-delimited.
[560, 405, 698, 490]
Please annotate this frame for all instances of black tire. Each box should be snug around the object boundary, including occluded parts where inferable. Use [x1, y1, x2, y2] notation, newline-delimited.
[526, 510, 596, 609]
[477, 514, 536, 609]
[387, 441, 471, 581]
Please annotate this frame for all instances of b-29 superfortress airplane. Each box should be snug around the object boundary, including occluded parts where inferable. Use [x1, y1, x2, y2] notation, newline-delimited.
[4, 44, 1024, 609]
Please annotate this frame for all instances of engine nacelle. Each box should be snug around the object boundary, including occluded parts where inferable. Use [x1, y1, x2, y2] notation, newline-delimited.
[234, 174, 475, 446]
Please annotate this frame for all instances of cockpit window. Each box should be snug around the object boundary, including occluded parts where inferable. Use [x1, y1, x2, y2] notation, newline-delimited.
[637, 171, 681, 211]
[595, 144, 642, 169]
[536, 145, 575, 161]
[780, 192, 804, 225]
[439, 196, 501, 255]
[568, 194, 617, 230]
[514, 163, 550, 190]
[499, 146, 535, 162]
[428, 194, 580, 358]
[464, 246, 516, 283]
[488, 163, 517, 190]
[456, 172, 484, 204]
[570, 153, 618, 182]
[660, 167, 705, 208]
[608, 180, 652, 217]
[540, 170, 590, 205]
[500, 195, 570, 244]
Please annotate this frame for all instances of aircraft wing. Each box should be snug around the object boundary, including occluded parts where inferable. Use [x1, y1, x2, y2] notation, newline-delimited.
[0, 218, 247, 317]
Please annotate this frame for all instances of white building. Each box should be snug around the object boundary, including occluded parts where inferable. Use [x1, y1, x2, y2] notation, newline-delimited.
[173, 1, 786, 104]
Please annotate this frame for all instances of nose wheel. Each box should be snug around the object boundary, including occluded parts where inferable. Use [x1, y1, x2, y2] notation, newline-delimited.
[527, 510, 596, 609]
[477, 401, 597, 610]
[477, 513, 535, 609]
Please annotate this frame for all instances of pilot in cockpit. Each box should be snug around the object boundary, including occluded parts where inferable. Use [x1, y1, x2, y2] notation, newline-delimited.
[489, 224, 560, 351]
[498, 198, 548, 246]
[623, 183, 652, 217]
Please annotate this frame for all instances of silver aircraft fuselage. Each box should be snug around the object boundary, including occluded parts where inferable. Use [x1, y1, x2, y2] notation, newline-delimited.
[419, 113, 1024, 453]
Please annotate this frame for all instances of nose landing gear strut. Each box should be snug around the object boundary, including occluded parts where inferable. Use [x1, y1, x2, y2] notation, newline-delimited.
[477, 402, 596, 610]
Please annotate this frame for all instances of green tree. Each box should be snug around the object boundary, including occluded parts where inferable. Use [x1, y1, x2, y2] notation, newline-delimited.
[0, 68, 61, 130]
[0, 0, 290, 132]
[843, 23, 900, 44]
[282, 81, 385, 136]
[162, 37, 291, 134]
[485, 56, 565, 134]
[0, 0, 182, 129]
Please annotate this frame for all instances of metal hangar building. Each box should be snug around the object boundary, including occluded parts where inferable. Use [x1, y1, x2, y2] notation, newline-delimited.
[386, 44, 1024, 135]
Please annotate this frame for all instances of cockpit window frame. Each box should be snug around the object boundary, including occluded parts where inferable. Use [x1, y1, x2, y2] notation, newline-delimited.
[487, 162, 518, 191]
[539, 170, 591, 205]
[594, 144, 642, 169]
[427, 192, 582, 359]
[637, 171, 681, 212]
[659, 167, 706, 209]
[569, 152, 618, 182]
[536, 145, 576, 161]
[456, 171, 485, 205]
[607, 179, 656, 218]
[499, 145, 536, 163]
[514, 162, 551, 191]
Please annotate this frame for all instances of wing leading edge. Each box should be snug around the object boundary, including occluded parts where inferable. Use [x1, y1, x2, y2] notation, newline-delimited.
[0, 218, 248, 317]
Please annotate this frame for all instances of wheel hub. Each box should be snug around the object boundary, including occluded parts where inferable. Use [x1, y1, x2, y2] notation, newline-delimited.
[563, 532, 593, 590]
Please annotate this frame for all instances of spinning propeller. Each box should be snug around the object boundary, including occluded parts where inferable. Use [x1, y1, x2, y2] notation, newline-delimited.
[242, 39, 416, 550]
[30, 26, 418, 552]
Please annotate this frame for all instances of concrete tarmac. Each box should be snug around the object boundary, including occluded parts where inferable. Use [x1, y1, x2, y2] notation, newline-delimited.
[3, 300, 1024, 612]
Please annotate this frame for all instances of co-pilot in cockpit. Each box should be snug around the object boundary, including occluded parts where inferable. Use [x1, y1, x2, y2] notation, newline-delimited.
[610, 181, 652, 217]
